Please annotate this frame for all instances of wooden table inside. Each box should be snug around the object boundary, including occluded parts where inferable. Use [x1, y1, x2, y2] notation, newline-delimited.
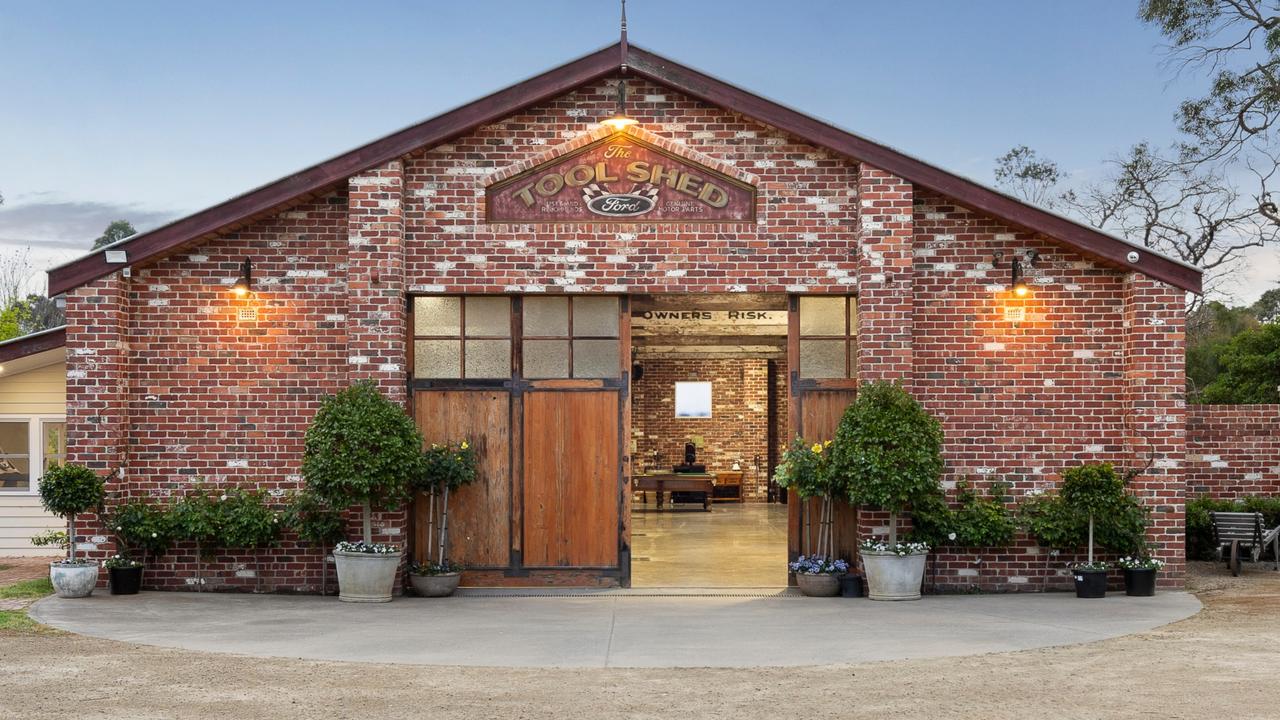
[633, 473, 715, 511]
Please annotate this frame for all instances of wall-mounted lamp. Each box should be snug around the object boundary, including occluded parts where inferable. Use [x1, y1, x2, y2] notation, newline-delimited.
[995, 249, 1038, 297]
[601, 0, 638, 131]
[231, 257, 252, 297]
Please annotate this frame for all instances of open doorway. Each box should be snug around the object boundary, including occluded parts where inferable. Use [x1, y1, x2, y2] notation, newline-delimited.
[628, 294, 790, 587]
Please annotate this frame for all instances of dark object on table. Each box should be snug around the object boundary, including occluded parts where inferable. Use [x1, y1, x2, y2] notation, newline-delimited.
[839, 574, 864, 598]
[673, 441, 706, 474]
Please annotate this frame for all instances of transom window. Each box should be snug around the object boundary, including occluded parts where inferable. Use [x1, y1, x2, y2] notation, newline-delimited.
[413, 296, 512, 379]
[523, 296, 619, 379]
[411, 296, 620, 380]
[798, 296, 857, 379]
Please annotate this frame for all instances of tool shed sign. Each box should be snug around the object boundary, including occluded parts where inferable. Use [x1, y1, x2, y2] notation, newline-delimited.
[486, 133, 756, 223]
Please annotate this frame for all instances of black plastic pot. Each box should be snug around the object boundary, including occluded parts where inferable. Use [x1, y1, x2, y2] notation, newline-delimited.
[839, 574, 864, 598]
[1073, 568, 1107, 598]
[1123, 568, 1157, 597]
[108, 566, 143, 595]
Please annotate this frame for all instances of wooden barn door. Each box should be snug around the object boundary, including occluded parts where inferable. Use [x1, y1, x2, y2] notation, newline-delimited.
[787, 295, 860, 577]
[412, 390, 511, 569]
[522, 390, 620, 568]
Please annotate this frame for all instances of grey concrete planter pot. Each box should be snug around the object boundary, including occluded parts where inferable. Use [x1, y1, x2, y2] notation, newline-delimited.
[333, 550, 402, 603]
[795, 573, 841, 597]
[409, 572, 461, 598]
[862, 551, 927, 601]
[49, 562, 99, 598]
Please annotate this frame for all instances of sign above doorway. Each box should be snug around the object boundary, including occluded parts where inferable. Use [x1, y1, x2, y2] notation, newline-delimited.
[486, 130, 756, 223]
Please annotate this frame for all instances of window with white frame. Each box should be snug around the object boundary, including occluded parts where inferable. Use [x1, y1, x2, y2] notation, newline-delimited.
[0, 417, 66, 493]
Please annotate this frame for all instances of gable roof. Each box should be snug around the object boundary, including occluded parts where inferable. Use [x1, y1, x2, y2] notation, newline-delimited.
[47, 43, 1203, 295]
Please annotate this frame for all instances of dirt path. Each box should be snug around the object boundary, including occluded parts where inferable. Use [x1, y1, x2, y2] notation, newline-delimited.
[2, 562, 1277, 719]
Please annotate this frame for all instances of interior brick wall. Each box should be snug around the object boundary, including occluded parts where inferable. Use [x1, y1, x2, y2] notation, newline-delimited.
[1187, 405, 1280, 498]
[631, 358, 785, 501]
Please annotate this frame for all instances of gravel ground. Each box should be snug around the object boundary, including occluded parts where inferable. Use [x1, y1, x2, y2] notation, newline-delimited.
[1, 561, 1276, 719]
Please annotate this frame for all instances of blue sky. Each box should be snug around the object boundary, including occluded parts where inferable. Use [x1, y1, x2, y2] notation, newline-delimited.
[1, 0, 1274, 301]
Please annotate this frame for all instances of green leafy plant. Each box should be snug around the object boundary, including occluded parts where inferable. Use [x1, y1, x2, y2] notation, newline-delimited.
[410, 560, 463, 576]
[218, 488, 282, 550]
[107, 499, 173, 566]
[774, 437, 844, 559]
[101, 554, 143, 570]
[284, 490, 346, 550]
[302, 381, 425, 547]
[830, 381, 944, 547]
[170, 486, 223, 556]
[413, 440, 478, 567]
[912, 481, 1016, 548]
[37, 464, 105, 564]
[1019, 464, 1150, 566]
[29, 529, 68, 551]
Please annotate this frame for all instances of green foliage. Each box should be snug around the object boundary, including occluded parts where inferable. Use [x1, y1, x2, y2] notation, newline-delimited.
[1186, 300, 1260, 398]
[37, 464, 104, 519]
[284, 490, 346, 549]
[218, 488, 282, 550]
[1018, 493, 1085, 551]
[773, 438, 840, 500]
[1061, 463, 1126, 516]
[29, 529, 68, 550]
[415, 440, 479, 493]
[108, 499, 173, 558]
[302, 381, 425, 542]
[92, 219, 136, 250]
[1186, 495, 1280, 560]
[831, 382, 944, 542]
[911, 481, 1016, 548]
[1253, 288, 1280, 323]
[169, 487, 222, 551]
[1199, 322, 1280, 403]
[0, 578, 53, 600]
[1019, 465, 1150, 557]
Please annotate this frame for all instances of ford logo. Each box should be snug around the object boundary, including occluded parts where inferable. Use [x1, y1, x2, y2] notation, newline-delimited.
[586, 194, 656, 217]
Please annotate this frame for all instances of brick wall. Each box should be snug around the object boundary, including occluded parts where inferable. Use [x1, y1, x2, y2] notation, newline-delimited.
[61, 74, 1198, 593]
[631, 358, 785, 500]
[1188, 405, 1280, 498]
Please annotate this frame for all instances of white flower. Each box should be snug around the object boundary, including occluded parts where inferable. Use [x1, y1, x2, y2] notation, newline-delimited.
[947, 532, 956, 541]
[151, 532, 157, 538]
[116, 526, 122, 531]
[219, 494, 227, 501]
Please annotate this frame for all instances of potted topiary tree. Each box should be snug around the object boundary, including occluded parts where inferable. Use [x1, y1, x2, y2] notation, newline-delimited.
[831, 381, 944, 601]
[106, 499, 173, 595]
[1060, 463, 1128, 598]
[774, 437, 850, 597]
[38, 464, 106, 598]
[409, 439, 478, 597]
[302, 381, 425, 603]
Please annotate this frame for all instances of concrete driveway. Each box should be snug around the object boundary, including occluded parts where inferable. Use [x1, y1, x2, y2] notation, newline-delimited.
[31, 589, 1201, 668]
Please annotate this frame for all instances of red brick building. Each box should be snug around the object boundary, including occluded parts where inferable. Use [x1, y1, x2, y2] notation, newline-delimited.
[48, 43, 1202, 592]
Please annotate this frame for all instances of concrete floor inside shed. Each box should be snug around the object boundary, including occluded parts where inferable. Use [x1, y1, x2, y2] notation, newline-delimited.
[629, 502, 788, 587]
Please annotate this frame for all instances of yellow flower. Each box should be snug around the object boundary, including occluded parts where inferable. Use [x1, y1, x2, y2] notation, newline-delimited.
[811, 443, 823, 454]
[824, 440, 832, 447]
[460, 441, 469, 450]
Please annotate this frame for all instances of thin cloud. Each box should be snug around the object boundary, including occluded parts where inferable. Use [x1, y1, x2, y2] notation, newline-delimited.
[0, 200, 181, 252]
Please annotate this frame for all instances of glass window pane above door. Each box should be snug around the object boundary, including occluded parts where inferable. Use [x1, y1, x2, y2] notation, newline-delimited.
[800, 339, 847, 379]
[524, 339, 570, 379]
[413, 297, 461, 336]
[414, 339, 461, 379]
[798, 296, 846, 336]
[572, 339, 620, 378]
[572, 297, 619, 337]
[464, 297, 511, 337]
[464, 339, 511, 379]
[523, 297, 569, 337]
